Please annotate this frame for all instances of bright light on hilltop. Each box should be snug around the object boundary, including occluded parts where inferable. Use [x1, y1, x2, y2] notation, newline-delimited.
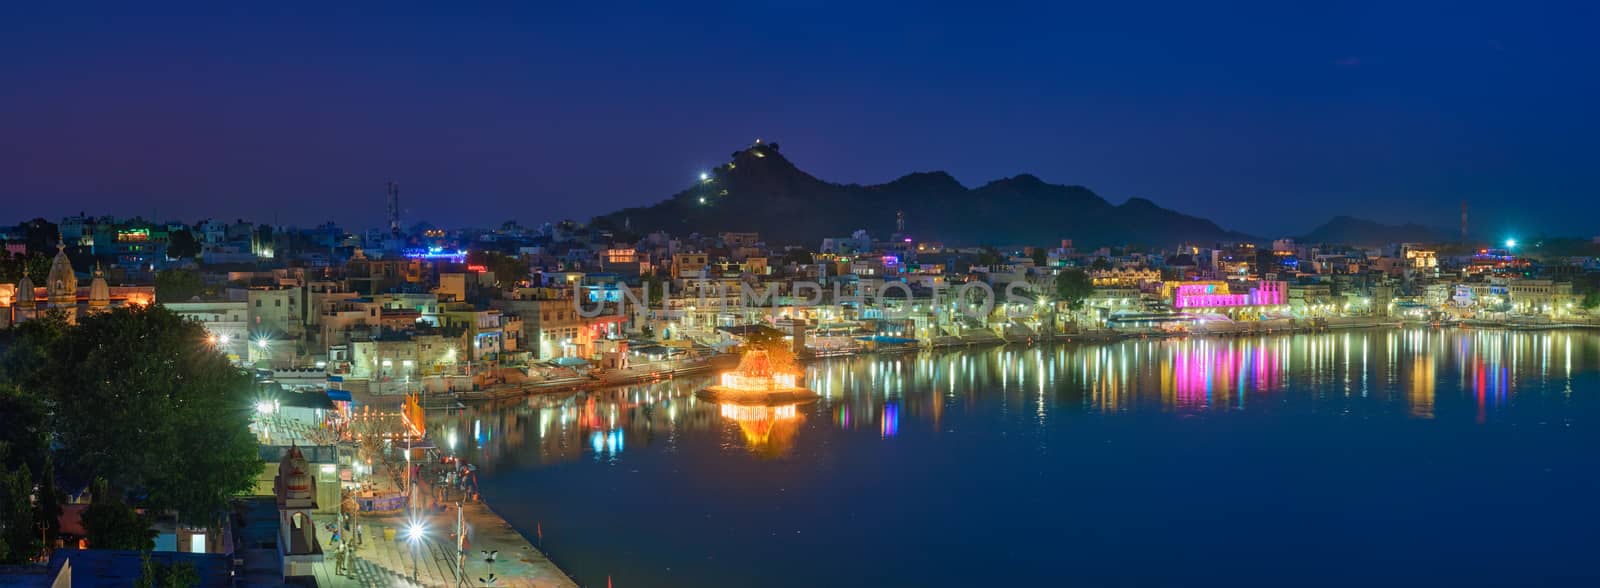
[699, 172, 709, 181]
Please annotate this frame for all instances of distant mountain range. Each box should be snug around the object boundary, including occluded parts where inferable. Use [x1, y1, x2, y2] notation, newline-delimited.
[1296, 216, 1457, 248]
[589, 143, 1454, 249]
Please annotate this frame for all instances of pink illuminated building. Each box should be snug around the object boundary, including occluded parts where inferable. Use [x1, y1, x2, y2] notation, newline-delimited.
[1173, 281, 1286, 309]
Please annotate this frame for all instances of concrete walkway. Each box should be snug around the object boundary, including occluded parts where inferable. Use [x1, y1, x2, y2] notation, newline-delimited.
[303, 430, 575, 587]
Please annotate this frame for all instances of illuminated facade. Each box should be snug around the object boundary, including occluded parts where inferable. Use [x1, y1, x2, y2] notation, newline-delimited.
[1172, 281, 1286, 309]
[1090, 267, 1160, 287]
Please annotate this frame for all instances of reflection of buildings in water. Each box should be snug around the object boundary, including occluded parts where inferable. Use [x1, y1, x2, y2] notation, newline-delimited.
[720, 403, 801, 457]
[440, 330, 1598, 475]
[1407, 350, 1436, 419]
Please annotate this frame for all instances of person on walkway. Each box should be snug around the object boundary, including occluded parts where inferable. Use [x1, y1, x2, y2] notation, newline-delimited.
[356, 523, 364, 546]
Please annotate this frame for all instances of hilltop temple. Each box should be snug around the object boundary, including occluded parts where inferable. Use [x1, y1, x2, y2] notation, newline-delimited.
[0, 241, 154, 327]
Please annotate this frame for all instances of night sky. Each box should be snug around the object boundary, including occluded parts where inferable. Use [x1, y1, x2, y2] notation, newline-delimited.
[3, 1, 1596, 238]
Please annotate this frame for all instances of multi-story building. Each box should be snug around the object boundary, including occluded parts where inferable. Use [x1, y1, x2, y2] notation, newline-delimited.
[165, 300, 250, 360]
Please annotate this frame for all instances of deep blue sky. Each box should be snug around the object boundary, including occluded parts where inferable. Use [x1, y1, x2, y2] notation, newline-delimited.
[3, 1, 1596, 238]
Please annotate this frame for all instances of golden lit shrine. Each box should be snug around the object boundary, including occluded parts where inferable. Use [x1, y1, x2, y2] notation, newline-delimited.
[697, 348, 816, 403]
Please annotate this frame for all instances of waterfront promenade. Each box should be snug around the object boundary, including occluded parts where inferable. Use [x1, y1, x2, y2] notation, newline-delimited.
[302, 433, 575, 588]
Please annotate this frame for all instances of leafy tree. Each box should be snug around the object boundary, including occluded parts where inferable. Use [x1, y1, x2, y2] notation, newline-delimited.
[0, 463, 37, 563]
[975, 246, 1004, 267]
[471, 251, 529, 288]
[134, 551, 199, 588]
[154, 269, 207, 302]
[1054, 269, 1095, 311]
[779, 248, 813, 266]
[82, 477, 155, 551]
[738, 326, 799, 375]
[0, 252, 53, 286]
[36, 456, 62, 549]
[639, 272, 668, 305]
[21, 218, 58, 255]
[167, 229, 201, 260]
[1090, 257, 1112, 271]
[0, 387, 48, 475]
[1584, 289, 1600, 310]
[36, 305, 262, 524]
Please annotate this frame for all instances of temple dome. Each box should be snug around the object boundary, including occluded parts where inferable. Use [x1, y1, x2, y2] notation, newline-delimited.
[88, 263, 110, 309]
[277, 444, 314, 501]
[46, 241, 77, 301]
[16, 275, 36, 304]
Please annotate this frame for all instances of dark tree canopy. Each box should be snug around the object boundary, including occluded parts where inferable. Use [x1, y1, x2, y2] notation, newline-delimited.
[154, 269, 207, 302]
[167, 228, 201, 259]
[0, 252, 53, 286]
[1054, 269, 1095, 310]
[30, 305, 262, 524]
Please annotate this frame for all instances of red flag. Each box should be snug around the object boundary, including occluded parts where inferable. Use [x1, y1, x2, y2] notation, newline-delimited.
[537, 522, 543, 545]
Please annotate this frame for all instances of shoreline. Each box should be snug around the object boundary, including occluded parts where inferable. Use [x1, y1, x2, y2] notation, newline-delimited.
[423, 317, 1600, 405]
[444, 317, 1598, 586]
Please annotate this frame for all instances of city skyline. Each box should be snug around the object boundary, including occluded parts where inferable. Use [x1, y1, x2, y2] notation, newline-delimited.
[4, 2, 1597, 236]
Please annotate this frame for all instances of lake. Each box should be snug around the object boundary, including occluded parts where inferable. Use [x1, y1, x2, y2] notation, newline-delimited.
[429, 329, 1600, 587]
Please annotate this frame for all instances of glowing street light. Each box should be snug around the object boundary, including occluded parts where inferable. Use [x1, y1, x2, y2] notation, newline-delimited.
[257, 337, 270, 350]
[699, 171, 710, 181]
[1505, 238, 1517, 248]
[406, 520, 426, 581]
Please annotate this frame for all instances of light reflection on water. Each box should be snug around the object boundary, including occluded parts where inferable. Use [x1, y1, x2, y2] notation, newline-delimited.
[431, 328, 1600, 587]
[436, 329, 1594, 470]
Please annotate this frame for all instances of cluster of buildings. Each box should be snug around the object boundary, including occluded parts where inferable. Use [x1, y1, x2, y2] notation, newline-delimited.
[5, 214, 1600, 390]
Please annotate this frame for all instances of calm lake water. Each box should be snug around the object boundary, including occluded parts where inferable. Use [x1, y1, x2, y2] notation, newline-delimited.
[430, 329, 1600, 587]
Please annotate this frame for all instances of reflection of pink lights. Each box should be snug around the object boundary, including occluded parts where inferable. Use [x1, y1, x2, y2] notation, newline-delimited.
[881, 403, 899, 438]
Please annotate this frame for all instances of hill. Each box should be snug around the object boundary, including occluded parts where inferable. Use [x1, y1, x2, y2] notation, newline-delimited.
[590, 143, 1256, 248]
[1298, 216, 1456, 247]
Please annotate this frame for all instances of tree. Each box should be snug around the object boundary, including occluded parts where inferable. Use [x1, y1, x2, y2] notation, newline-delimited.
[134, 551, 199, 588]
[154, 269, 206, 302]
[779, 248, 813, 266]
[1029, 247, 1048, 267]
[975, 246, 1004, 267]
[738, 326, 799, 375]
[0, 387, 48, 475]
[36, 305, 262, 524]
[0, 463, 36, 563]
[36, 456, 62, 550]
[167, 229, 201, 260]
[81, 478, 155, 551]
[1090, 257, 1112, 271]
[21, 218, 58, 256]
[1054, 269, 1095, 311]
[639, 272, 668, 305]
[476, 252, 529, 288]
[0, 252, 53, 286]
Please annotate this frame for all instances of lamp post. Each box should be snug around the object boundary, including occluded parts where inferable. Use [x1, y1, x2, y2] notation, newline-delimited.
[406, 520, 425, 582]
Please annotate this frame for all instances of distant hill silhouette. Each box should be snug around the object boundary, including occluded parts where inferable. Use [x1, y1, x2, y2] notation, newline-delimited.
[1298, 216, 1456, 247]
[590, 143, 1256, 248]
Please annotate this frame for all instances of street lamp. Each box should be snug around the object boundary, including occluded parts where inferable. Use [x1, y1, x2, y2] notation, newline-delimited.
[406, 520, 426, 582]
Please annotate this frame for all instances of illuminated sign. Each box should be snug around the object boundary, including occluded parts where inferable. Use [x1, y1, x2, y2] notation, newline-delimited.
[403, 247, 468, 262]
[116, 228, 150, 242]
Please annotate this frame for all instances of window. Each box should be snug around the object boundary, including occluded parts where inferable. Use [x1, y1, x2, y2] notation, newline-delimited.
[275, 299, 282, 307]
[255, 300, 262, 307]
